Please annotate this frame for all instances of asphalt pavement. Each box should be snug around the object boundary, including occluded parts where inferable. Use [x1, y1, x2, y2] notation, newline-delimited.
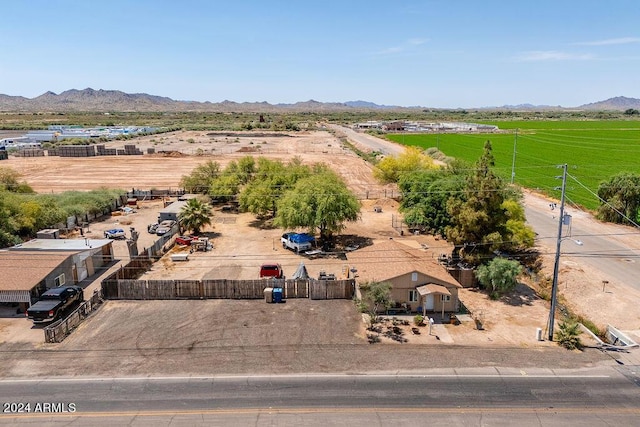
[524, 192, 640, 293]
[1, 371, 639, 425]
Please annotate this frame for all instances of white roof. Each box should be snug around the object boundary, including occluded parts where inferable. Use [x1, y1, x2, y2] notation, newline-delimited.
[10, 238, 112, 251]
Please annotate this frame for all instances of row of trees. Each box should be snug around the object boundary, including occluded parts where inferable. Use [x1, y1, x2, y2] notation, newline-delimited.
[0, 167, 123, 248]
[380, 143, 535, 266]
[180, 156, 360, 242]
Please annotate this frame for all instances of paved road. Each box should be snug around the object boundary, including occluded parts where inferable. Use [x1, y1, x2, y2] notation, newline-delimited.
[524, 192, 640, 293]
[1, 372, 639, 425]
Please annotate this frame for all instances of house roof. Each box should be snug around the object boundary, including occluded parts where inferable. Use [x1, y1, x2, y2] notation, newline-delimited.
[9, 238, 112, 251]
[0, 250, 76, 291]
[347, 239, 461, 288]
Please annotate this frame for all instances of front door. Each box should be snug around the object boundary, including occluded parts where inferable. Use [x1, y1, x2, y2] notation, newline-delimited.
[425, 294, 434, 311]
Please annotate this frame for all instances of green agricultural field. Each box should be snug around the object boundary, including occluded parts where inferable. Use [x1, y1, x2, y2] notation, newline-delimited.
[387, 121, 640, 211]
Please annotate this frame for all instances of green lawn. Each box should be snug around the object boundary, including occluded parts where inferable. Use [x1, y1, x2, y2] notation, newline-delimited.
[386, 121, 640, 211]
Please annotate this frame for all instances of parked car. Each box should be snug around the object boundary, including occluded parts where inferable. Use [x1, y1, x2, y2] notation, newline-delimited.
[260, 263, 284, 279]
[147, 223, 159, 234]
[104, 228, 126, 239]
[156, 220, 176, 236]
[26, 286, 84, 323]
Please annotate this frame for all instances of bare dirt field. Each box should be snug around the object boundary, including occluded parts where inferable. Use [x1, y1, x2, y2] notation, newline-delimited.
[0, 299, 608, 379]
[6, 130, 396, 198]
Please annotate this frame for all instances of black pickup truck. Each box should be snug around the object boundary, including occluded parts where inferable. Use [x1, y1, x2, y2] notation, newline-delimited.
[26, 286, 84, 323]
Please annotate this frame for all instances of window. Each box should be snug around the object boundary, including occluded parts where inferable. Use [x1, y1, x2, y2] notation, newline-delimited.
[441, 294, 451, 302]
[409, 290, 418, 302]
[54, 273, 65, 287]
[411, 272, 418, 282]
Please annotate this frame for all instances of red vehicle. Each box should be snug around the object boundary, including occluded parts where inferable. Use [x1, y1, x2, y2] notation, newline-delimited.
[260, 263, 284, 279]
[175, 235, 196, 246]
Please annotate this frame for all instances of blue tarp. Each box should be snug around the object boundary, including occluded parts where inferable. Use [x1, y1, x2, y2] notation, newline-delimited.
[289, 233, 315, 244]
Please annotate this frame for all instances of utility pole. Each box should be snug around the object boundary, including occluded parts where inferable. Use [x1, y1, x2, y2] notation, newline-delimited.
[511, 129, 518, 184]
[548, 164, 567, 341]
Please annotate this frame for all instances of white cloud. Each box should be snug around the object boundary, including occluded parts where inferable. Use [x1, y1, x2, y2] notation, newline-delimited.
[574, 37, 640, 46]
[514, 50, 595, 62]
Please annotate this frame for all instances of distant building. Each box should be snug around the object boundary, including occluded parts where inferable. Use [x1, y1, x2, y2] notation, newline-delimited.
[354, 121, 382, 129]
[0, 137, 41, 149]
[382, 121, 405, 131]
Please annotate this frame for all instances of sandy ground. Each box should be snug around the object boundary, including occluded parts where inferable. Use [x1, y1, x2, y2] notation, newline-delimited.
[0, 300, 609, 379]
[5, 130, 396, 198]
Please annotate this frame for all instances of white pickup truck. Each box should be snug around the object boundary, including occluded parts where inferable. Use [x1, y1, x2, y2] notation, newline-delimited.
[281, 232, 315, 254]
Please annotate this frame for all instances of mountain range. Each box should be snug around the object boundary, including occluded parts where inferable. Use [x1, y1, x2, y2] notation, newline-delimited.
[0, 88, 639, 113]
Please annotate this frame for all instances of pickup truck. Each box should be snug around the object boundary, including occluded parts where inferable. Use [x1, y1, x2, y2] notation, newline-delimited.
[26, 286, 84, 323]
[281, 232, 315, 253]
[260, 263, 284, 279]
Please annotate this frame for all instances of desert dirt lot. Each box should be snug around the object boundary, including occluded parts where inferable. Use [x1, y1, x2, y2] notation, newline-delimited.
[1, 299, 609, 379]
[6, 130, 396, 198]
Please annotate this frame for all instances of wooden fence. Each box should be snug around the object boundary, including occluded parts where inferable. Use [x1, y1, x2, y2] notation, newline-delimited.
[101, 278, 355, 300]
[43, 290, 104, 343]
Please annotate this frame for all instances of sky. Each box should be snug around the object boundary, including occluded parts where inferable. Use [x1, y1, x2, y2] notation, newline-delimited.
[1, 0, 639, 108]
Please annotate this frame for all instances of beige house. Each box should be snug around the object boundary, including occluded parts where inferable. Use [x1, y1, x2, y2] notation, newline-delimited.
[0, 238, 114, 311]
[348, 240, 462, 315]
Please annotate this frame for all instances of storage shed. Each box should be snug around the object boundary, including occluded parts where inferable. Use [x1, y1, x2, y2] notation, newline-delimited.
[158, 201, 188, 222]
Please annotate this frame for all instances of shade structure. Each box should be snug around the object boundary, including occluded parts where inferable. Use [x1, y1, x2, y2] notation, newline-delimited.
[416, 284, 452, 318]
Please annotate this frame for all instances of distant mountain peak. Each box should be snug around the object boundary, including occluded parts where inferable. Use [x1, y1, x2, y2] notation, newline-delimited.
[0, 89, 638, 112]
[578, 96, 640, 110]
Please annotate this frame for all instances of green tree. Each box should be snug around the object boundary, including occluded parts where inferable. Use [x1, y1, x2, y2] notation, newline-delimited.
[238, 157, 310, 217]
[274, 170, 360, 242]
[555, 319, 583, 350]
[373, 146, 437, 184]
[209, 174, 240, 202]
[236, 156, 256, 185]
[502, 199, 536, 251]
[0, 190, 21, 247]
[359, 281, 394, 326]
[179, 198, 212, 234]
[475, 257, 522, 299]
[399, 163, 468, 237]
[596, 172, 640, 224]
[0, 167, 33, 193]
[180, 160, 220, 193]
[446, 141, 508, 263]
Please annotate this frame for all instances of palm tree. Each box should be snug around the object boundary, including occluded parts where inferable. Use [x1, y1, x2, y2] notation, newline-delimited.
[555, 320, 583, 350]
[179, 198, 212, 235]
